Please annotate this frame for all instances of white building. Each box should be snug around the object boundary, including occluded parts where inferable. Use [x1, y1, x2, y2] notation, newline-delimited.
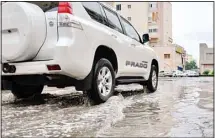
[199, 43, 214, 74]
[148, 2, 172, 47]
[113, 2, 149, 35]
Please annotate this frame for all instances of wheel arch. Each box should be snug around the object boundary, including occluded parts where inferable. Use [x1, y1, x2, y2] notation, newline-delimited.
[151, 59, 159, 73]
[93, 45, 118, 73]
[75, 45, 118, 91]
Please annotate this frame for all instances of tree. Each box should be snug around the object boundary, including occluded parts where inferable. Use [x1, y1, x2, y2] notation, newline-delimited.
[185, 60, 198, 70]
[203, 70, 210, 75]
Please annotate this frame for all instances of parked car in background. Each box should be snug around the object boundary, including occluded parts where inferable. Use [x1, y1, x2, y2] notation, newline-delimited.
[183, 70, 199, 77]
[159, 71, 165, 77]
[165, 71, 173, 77]
[172, 70, 184, 77]
[159, 71, 172, 77]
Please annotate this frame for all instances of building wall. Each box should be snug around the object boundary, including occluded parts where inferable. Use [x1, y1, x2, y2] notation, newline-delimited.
[162, 2, 172, 47]
[148, 2, 172, 47]
[175, 52, 183, 70]
[105, 2, 114, 7]
[199, 43, 214, 74]
[173, 44, 186, 70]
[148, 2, 161, 47]
[113, 2, 149, 35]
[152, 44, 185, 71]
[152, 46, 175, 71]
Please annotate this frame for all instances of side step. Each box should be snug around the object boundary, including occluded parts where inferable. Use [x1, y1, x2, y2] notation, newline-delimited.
[116, 76, 146, 85]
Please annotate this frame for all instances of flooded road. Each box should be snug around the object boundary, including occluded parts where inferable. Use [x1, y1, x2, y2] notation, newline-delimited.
[2, 77, 213, 137]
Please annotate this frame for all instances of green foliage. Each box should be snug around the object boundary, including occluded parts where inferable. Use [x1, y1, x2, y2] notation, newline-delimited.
[209, 70, 214, 75]
[185, 60, 198, 70]
[203, 70, 210, 75]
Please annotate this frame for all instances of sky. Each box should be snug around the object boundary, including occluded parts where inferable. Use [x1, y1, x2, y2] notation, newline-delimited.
[172, 2, 213, 65]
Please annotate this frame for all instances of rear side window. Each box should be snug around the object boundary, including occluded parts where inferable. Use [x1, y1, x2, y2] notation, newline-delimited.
[120, 17, 140, 42]
[27, 2, 58, 12]
[102, 7, 123, 33]
[82, 2, 105, 24]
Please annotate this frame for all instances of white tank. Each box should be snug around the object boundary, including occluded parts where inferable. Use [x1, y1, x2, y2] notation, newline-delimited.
[2, 2, 46, 62]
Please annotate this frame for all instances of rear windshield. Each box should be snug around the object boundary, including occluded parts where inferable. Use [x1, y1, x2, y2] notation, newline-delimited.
[27, 2, 58, 12]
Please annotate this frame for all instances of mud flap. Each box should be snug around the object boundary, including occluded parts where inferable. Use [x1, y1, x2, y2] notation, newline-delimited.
[75, 70, 93, 91]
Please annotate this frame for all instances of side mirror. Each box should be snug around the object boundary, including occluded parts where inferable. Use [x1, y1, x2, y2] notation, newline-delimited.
[142, 34, 149, 44]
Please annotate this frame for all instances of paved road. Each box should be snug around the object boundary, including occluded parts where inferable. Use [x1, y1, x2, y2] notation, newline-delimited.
[2, 77, 213, 137]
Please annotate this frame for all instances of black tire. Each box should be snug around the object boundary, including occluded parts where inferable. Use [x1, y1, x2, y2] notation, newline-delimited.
[11, 82, 44, 99]
[87, 58, 115, 104]
[2, 80, 12, 90]
[146, 65, 158, 93]
[1, 82, 5, 90]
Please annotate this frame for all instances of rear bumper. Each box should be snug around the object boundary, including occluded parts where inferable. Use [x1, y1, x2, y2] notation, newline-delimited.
[2, 60, 61, 76]
[1, 60, 93, 91]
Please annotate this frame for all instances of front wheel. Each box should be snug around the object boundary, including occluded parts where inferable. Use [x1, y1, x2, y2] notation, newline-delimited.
[87, 58, 115, 104]
[11, 82, 44, 99]
[145, 65, 158, 92]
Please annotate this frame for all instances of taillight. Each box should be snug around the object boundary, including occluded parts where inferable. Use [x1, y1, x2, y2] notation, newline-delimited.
[58, 2, 72, 14]
[47, 64, 61, 71]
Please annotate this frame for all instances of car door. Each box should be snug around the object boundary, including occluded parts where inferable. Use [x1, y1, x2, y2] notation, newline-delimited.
[100, 4, 138, 77]
[119, 17, 151, 76]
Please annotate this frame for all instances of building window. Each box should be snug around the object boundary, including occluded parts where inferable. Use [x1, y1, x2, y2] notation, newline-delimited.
[128, 4, 131, 9]
[149, 28, 158, 33]
[153, 28, 157, 32]
[149, 2, 157, 8]
[206, 53, 213, 60]
[164, 54, 170, 59]
[127, 17, 131, 21]
[116, 4, 121, 11]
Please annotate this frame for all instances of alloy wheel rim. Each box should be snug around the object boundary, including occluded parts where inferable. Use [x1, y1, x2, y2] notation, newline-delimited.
[97, 67, 112, 97]
[152, 70, 157, 88]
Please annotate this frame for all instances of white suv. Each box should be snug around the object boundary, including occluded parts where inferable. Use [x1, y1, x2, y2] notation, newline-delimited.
[2, 2, 159, 103]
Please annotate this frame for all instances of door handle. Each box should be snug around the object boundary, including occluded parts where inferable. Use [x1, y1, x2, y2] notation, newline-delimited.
[131, 44, 136, 47]
[111, 34, 117, 39]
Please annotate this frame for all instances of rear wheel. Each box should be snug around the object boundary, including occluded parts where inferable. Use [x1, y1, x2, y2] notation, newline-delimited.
[145, 65, 158, 93]
[11, 82, 44, 98]
[87, 58, 115, 104]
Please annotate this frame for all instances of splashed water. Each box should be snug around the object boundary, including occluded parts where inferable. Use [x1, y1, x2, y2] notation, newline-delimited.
[2, 77, 213, 137]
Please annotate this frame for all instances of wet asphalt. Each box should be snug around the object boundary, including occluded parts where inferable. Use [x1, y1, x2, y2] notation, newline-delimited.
[1, 77, 213, 137]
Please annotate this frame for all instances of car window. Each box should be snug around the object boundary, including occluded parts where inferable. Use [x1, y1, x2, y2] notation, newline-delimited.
[102, 6, 123, 33]
[27, 2, 58, 12]
[120, 17, 140, 42]
[82, 2, 105, 24]
[46, 7, 58, 12]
